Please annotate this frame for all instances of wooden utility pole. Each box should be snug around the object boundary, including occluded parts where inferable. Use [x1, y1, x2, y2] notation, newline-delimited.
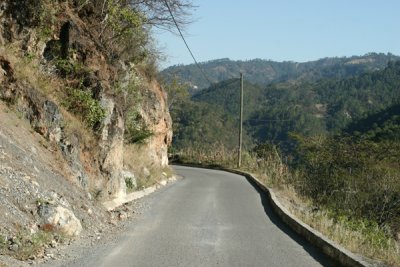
[238, 73, 244, 168]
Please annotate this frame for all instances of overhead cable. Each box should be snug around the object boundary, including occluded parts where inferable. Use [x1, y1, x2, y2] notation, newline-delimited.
[163, 0, 213, 86]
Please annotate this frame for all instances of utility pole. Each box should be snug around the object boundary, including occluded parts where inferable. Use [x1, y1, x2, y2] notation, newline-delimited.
[238, 73, 244, 168]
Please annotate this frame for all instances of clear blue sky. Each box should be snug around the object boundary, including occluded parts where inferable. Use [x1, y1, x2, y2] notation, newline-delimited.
[155, 0, 400, 68]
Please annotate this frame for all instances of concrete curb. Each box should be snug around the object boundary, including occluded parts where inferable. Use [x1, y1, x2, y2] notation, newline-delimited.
[173, 163, 375, 267]
[103, 176, 177, 211]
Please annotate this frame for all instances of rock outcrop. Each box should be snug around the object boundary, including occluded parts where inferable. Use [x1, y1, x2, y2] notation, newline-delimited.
[0, 0, 172, 200]
[38, 204, 82, 237]
[139, 80, 173, 168]
[99, 96, 127, 198]
[0, 0, 172, 253]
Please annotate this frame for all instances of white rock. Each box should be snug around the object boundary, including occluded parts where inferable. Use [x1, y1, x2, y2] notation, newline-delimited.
[142, 167, 150, 177]
[118, 211, 128, 220]
[50, 239, 57, 248]
[31, 146, 37, 154]
[39, 205, 82, 236]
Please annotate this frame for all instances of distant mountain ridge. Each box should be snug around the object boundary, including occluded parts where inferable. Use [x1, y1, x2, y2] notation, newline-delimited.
[161, 53, 400, 90]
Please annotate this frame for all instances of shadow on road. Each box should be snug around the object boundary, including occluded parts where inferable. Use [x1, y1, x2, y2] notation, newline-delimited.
[245, 177, 343, 267]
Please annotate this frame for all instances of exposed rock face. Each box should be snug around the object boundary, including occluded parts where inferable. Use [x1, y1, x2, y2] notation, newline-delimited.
[100, 96, 126, 198]
[0, 104, 110, 244]
[0, 0, 172, 203]
[43, 100, 64, 143]
[140, 80, 173, 168]
[0, 2, 173, 263]
[0, 71, 91, 189]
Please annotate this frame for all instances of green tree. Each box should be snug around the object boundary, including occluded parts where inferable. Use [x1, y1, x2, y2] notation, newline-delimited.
[163, 77, 190, 110]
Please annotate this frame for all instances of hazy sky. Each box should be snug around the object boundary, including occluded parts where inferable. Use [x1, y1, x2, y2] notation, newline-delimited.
[155, 0, 400, 68]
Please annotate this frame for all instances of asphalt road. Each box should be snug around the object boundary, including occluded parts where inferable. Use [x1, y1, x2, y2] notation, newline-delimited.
[63, 166, 337, 267]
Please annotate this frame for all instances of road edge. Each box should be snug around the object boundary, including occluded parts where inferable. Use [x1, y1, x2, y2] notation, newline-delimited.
[173, 163, 375, 267]
[103, 176, 178, 211]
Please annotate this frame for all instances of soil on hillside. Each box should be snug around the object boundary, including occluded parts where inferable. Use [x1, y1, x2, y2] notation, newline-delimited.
[0, 103, 143, 266]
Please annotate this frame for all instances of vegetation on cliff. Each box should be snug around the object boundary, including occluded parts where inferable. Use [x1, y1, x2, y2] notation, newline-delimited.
[0, 0, 196, 192]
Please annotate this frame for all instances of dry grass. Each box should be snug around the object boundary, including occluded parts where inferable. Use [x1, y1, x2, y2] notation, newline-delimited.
[264, 174, 400, 266]
[124, 143, 172, 190]
[176, 146, 400, 267]
[62, 109, 96, 146]
[0, 230, 54, 261]
[175, 143, 237, 168]
[261, 171, 400, 266]
[2, 43, 63, 98]
[288, 204, 400, 266]
[2, 42, 98, 147]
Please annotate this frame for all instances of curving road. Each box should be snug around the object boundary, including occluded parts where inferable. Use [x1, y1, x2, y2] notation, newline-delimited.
[62, 166, 338, 267]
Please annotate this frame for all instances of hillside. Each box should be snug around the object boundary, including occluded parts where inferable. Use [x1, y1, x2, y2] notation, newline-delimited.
[292, 102, 400, 244]
[161, 53, 400, 90]
[344, 103, 400, 141]
[171, 61, 400, 153]
[192, 79, 264, 119]
[0, 0, 182, 263]
[168, 79, 263, 151]
[170, 64, 400, 266]
[170, 100, 241, 150]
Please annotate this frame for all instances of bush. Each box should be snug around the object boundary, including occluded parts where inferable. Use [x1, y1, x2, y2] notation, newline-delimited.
[62, 87, 105, 129]
[55, 58, 87, 79]
[292, 134, 400, 234]
[99, 0, 149, 62]
[125, 177, 136, 191]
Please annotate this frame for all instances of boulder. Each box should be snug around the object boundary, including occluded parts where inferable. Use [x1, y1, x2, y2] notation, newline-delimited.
[38, 204, 82, 237]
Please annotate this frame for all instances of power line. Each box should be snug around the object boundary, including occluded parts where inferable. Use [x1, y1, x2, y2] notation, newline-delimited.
[163, 0, 213, 86]
[247, 119, 294, 122]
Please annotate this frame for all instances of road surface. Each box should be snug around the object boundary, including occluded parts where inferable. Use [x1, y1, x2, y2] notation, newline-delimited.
[61, 166, 338, 267]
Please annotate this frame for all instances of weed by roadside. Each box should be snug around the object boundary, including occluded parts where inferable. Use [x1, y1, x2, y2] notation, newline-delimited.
[125, 176, 136, 192]
[135, 166, 170, 189]
[292, 207, 400, 266]
[0, 229, 65, 261]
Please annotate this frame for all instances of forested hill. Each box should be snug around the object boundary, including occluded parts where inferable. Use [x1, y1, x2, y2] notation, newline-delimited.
[343, 103, 400, 141]
[247, 60, 400, 150]
[171, 61, 400, 152]
[161, 53, 400, 90]
[192, 79, 264, 119]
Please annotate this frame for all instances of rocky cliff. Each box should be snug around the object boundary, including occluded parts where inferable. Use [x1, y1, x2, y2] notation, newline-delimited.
[0, 0, 172, 260]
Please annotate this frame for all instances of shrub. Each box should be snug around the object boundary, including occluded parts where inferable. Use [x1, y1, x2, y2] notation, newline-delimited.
[125, 110, 153, 144]
[62, 87, 105, 129]
[99, 0, 149, 63]
[125, 177, 136, 191]
[119, 74, 153, 144]
[292, 134, 400, 234]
